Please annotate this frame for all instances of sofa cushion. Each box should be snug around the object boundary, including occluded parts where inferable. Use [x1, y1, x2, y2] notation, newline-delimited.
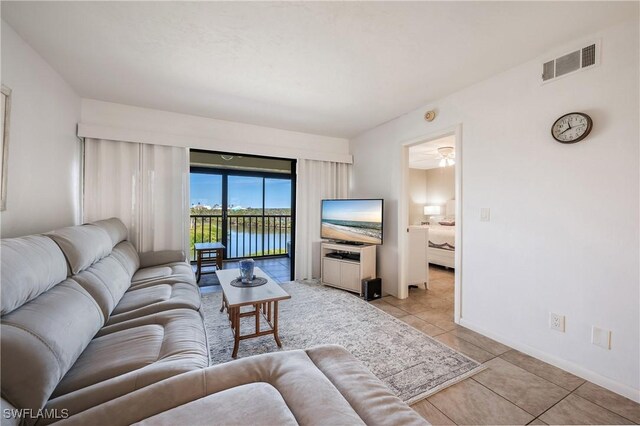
[90, 218, 128, 247]
[54, 346, 422, 426]
[52, 325, 165, 398]
[106, 282, 201, 325]
[46, 309, 208, 418]
[131, 262, 195, 287]
[138, 250, 186, 268]
[47, 225, 113, 274]
[0, 278, 103, 412]
[0, 235, 68, 315]
[110, 241, 140, 277]
[72, 255, 134, 322]
[136, 383, 298, 426]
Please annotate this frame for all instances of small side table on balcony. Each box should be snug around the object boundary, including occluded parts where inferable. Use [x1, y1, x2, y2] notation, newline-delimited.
[195, 242, 225, 283]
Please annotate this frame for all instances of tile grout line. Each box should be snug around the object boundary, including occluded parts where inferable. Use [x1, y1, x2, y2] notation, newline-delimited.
[412, 399, 458, 425]
[469, 376, 540, 419]
[532, 389, 575, 423]
[561, 392, 638, 425]
[495, 353, 585, 393]
[526, 385, 638, 425]
[570, 383, 640, 422]
[445, 345, 597, 420]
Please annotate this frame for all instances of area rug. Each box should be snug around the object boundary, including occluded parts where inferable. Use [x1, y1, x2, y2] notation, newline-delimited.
[201, 280, 483, 404]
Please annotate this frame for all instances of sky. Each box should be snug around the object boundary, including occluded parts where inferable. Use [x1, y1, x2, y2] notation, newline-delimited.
[190, 173, 291, 209]
[322, 199, 383, 222]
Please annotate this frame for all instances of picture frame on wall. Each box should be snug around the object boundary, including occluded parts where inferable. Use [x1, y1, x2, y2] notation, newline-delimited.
[1, 85, 11, 211]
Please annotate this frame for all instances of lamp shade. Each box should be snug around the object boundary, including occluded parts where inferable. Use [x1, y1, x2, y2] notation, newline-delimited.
[424, 205, 441, 215]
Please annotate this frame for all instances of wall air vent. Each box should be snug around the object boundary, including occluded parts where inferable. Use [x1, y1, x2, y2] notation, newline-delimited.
[542, 60, 555, 81]
[582, 44, 596, 67]
[541, 41, 599, 83]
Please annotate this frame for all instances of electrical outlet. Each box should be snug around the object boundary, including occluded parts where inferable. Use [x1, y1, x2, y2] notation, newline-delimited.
[480, 208, 491, 222]
[591, 326, 611, 350]
[549, 312, 565, 332]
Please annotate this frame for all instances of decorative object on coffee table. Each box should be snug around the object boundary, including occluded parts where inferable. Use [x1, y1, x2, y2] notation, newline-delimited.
[230, 276, 268, 288]
[217, 267, 291, 358]
[194, 242, 225, 283]
[239, 258, 255, 283]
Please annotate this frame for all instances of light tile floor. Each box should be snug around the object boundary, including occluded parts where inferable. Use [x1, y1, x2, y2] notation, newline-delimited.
[377, 266, 640, 425]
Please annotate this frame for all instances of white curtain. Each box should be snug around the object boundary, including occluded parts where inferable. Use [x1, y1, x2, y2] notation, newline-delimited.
[295, 159, 351, 280]
[84, 138, 189, 254]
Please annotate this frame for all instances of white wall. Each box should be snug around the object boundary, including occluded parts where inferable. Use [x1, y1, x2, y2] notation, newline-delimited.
[80, 99, 351, 163]
[0, 21, 81, 238]
[350, 19, 639, 400]
[408, 168, 427, 225]
[425, 166, 455, 213]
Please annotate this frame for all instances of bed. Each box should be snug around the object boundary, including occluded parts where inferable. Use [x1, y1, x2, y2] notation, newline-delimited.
[428, 206, 456, 268]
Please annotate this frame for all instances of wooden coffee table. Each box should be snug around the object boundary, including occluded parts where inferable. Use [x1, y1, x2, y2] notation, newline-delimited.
[216, 268, 291, 358]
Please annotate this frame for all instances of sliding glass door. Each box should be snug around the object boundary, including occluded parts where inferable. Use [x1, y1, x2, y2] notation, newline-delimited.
[189, 172, 224, 253]
[189, 169, 294, 262]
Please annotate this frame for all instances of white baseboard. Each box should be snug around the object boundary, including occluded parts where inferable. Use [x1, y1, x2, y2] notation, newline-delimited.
[459, 318, 640, 403]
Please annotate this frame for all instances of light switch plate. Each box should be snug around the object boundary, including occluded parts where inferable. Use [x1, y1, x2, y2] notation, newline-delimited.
[592, 326, 611, 350]
[480, 208, 491, 222]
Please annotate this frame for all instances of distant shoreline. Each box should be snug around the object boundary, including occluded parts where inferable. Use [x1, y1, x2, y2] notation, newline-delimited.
[321, 223, 381, 244]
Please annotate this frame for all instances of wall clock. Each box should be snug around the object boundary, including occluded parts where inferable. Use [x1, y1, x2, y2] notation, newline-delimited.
[551, 112, 593, 144]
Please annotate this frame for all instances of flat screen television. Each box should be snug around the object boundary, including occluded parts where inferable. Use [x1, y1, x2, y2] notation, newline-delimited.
[321, 199, 383, 245]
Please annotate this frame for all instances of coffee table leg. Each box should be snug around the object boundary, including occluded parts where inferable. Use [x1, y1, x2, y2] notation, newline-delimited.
[231, 307, 240, 358]
[273, 301, 282, 348]
[220, 293, 226, 313]
[216, 248, 223, 270]
[255, 303, 260, 333]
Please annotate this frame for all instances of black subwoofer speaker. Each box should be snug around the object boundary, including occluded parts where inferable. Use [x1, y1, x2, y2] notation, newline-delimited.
[362, 278, 382, 301]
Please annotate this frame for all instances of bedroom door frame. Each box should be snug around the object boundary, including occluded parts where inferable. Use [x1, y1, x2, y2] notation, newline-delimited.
[398, 124, 463, 323]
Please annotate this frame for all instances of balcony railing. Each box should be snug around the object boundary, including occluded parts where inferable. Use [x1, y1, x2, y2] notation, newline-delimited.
[190, 214, 292, 261]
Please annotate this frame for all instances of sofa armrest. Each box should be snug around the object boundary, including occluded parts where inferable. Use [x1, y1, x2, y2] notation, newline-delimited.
[306, 345, 429, 426]
[138, 250, 186, 268]
[57, 346, 427, 426]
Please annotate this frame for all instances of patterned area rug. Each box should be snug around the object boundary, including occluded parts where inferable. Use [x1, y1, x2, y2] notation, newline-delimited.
[201, 280, 483, 404]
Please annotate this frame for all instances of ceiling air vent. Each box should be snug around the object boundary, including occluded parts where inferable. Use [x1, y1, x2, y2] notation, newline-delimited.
[541, 42, 599, 83]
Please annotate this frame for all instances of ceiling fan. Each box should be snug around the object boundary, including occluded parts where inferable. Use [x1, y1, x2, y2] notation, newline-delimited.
[437, 147, 455, 167]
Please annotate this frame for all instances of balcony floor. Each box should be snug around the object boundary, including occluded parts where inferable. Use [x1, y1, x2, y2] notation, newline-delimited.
[194, 256, 292, 294]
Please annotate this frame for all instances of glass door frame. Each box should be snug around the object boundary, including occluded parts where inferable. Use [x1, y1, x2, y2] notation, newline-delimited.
[190, 154, 296, 280]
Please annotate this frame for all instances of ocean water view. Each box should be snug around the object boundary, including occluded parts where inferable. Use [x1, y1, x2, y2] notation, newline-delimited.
[321, 219, 382, 244]
[190, 211, 292, 260]
[225, 229, 291, 258]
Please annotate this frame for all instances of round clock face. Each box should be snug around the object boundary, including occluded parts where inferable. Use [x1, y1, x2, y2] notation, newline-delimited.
[551, 113, 593, 144]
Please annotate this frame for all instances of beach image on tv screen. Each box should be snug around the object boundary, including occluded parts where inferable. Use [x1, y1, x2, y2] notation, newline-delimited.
[321, 199, 383, 244]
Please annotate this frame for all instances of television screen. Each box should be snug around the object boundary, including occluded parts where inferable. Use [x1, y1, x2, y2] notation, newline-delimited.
[321, 199, 383, 245]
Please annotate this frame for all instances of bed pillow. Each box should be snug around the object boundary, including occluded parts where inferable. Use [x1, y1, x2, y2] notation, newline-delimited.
[439, 220, 455, 226]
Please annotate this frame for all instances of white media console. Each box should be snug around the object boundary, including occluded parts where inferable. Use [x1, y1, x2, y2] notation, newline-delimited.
[320, 242, 376, 295]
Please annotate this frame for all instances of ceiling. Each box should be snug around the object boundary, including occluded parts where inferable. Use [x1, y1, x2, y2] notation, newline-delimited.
[409, 135, 456, 170]
[2, 2, 635, 138]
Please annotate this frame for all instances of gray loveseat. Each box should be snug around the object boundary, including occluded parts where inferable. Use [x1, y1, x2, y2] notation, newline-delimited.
[1, 218, 427, 425]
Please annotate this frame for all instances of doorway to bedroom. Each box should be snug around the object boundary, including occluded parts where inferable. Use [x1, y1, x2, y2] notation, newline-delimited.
[400, 128, 461, 327]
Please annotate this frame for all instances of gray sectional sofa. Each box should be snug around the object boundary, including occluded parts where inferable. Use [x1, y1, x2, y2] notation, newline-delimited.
[1, 218, 427, 425]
